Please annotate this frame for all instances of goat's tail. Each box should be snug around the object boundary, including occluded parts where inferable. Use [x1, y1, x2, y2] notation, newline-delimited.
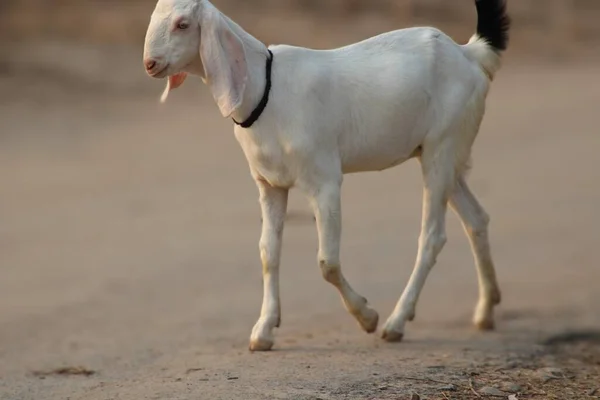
[463, 0, 510, 80]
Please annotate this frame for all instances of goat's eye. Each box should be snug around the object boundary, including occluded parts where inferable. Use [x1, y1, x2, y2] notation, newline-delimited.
[177, 21, 189, 30]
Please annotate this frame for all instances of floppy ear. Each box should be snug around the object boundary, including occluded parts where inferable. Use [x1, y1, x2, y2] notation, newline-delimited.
[199, 10, 248, 117]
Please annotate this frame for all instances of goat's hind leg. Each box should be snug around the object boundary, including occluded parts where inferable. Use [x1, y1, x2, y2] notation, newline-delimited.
[381, 144, 455, 342]
[449, 176, 501, 330]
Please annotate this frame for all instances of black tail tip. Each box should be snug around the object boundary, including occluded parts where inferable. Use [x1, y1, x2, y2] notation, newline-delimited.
[475, 0, 511, 52]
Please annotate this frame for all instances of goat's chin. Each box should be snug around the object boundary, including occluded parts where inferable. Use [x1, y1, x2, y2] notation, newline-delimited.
[148, 66, 169, 79]
[151, 62, 194, 79]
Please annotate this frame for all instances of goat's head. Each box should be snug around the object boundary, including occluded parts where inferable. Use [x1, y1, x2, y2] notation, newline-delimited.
[143, 0, 248, 117]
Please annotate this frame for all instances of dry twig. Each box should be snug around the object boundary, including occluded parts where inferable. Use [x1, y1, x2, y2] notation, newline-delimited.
[397, 375, 466, 388]
[31, 366, 96, 377]
[469, 378, 482, 398]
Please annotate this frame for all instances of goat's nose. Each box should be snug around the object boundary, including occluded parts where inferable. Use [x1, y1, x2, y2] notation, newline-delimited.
[144, 59, 157, 71]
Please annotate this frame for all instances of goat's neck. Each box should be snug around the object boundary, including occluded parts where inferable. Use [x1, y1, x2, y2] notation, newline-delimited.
[220, 14, 270, 124]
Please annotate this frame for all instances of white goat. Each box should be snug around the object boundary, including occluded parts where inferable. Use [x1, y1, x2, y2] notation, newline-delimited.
[143, 0, 510, 351]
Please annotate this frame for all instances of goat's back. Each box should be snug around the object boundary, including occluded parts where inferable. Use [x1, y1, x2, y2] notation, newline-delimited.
[261, 27, 490, 174]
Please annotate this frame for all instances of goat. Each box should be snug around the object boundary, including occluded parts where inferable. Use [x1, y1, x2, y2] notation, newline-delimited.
[143, 0, 510, 351]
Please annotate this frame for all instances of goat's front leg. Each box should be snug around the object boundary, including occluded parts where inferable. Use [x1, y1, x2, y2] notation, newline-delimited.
[249, 179, 288, 351]
[308, 181, 379, 334]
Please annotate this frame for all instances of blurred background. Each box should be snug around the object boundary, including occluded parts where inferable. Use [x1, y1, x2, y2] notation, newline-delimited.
[2, 0, 600, 52]
[1, 1, 599, 399]
[1, 0, 599, 42]
[1, 0, 599, 94]
[0, 0, 600, 48]
[1, 0, 599, 98]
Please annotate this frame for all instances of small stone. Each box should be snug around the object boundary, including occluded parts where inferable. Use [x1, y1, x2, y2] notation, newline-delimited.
[426, 365, 445, 370]
[499, 382, 522, 393]
[505, 361, 521, 369]
[437, 384, 457, 392]
[410, 394, 421, 400]
[537, 367, 564, 382]
[479, 386, 506, 397]
[226, 376, 239, 380]
[588, 388, 598, 396]
[378, 385, 388, 391]
[508, 395, 518, 400]
[541, 367, 564, 376]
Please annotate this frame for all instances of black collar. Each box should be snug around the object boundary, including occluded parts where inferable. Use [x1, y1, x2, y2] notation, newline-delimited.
[232, 49, 273, 129]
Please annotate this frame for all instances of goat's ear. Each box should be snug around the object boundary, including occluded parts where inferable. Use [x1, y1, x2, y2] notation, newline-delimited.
[160, 72, 188, 103]
[199, 9, 248, 117]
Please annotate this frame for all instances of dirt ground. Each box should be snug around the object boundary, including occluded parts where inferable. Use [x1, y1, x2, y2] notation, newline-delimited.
[1, 25, 600, 400]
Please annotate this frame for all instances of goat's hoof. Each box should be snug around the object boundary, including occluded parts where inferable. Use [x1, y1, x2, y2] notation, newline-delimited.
[358, 307, 379, 333]
[492, 289, 502, 305]
[249, 337, 274, 351]
[474, 318, 495, 331]
[381, 328, 404, 342]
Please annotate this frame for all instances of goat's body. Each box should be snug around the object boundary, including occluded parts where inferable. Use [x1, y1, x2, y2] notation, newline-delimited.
[143, 0, 510, 351]
[235, 27, 490, 188]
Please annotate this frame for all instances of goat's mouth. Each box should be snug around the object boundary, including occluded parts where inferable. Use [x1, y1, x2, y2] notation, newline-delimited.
[148, 65, 169, 78]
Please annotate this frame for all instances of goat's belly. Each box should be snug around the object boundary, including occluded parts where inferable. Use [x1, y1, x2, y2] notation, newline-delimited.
[340, 148, 415, 173]
[337, 97, 429, 174]
[339, 129, 422, 173]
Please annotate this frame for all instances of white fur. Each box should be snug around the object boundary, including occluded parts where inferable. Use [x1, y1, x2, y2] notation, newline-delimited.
[144, 0, 503, 351]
